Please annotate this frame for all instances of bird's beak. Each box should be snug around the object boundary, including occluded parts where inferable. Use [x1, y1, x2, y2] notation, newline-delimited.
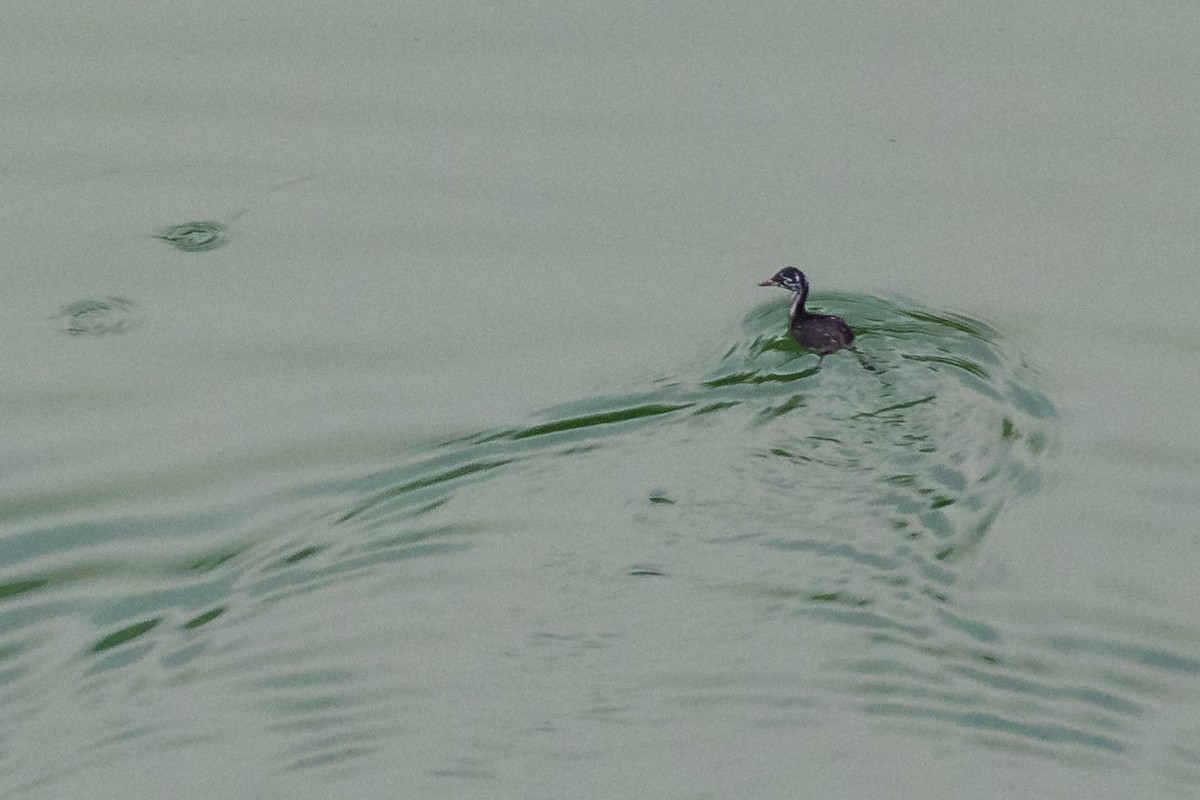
[758, 279, 778, 287]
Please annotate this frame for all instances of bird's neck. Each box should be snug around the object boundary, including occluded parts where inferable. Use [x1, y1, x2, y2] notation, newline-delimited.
[789, 288, 808, 320]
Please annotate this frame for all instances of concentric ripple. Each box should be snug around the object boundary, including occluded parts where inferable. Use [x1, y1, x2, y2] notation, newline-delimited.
[154, 220, 226, 252]
[56, 297, 142, 336]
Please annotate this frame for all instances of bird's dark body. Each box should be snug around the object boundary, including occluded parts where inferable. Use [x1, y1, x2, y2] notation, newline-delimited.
[791, 312, 855, 354]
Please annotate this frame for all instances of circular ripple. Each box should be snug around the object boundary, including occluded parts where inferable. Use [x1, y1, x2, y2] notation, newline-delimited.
[154, 220, 226, 252]
[57, 297, 142, 336]
[707, 293, 1055, 559]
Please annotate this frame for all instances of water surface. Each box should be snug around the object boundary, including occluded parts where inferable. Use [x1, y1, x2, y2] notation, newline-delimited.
[3, 2, 1200, 798]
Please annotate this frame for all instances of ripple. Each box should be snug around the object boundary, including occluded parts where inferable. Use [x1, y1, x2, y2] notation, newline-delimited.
[336, 292, 1053, 569]
[154, 220, 226, 252]
[304, 292, 1078, 762]
[56, 297, 142, 336]
[5, 288, 1079, 787]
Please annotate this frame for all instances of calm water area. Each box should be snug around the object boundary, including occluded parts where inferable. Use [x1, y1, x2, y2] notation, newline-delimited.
[3, 2, 1200, 798]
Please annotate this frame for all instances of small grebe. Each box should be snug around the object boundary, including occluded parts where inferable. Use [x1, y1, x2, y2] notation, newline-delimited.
[759, 267, 856, 365]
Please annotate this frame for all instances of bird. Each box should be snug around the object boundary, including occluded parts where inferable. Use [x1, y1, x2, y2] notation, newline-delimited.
[758, 267, 858, 366]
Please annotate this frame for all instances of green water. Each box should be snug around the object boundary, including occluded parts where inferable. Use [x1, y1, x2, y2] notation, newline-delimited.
[3, 2, 1200, 798]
